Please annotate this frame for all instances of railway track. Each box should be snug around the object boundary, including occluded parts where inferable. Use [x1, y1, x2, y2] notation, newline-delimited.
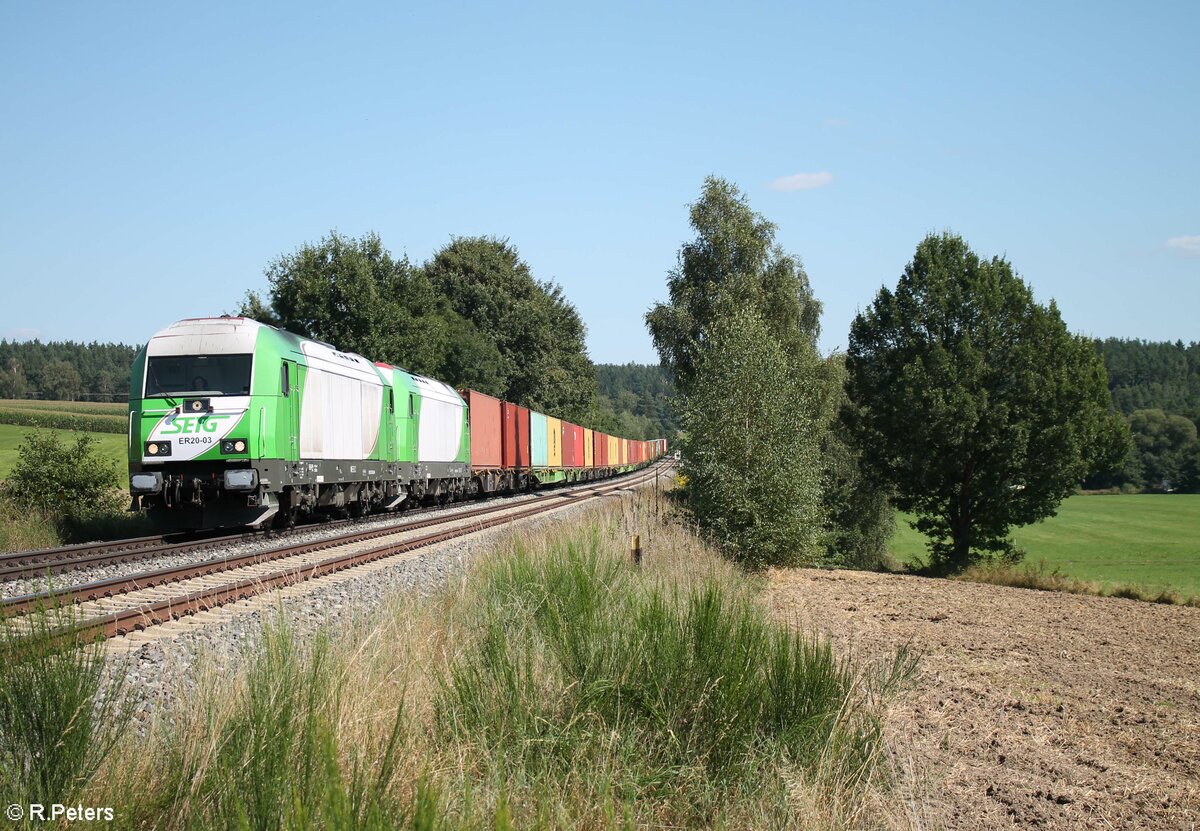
[2, 462, 671, 641]
[0, 468, 659, 583]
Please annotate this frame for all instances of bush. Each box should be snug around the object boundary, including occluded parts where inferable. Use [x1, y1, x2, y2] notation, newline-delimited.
[821, 360, 894, 569]
[2, 432, 124, 523]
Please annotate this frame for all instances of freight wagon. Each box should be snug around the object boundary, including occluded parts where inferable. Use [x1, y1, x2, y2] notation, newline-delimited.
[127, 317, 665, 530]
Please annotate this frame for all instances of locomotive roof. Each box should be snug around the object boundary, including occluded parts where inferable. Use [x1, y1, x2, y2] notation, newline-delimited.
[145, 316, 266, 357]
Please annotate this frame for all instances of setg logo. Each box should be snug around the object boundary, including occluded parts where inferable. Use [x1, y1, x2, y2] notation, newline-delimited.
[160, 414, 232, 436]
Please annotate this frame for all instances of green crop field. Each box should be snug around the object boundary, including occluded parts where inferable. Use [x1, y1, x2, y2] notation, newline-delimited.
[0, 423, 128, 480]
[890, 495, 1200, 596]
[0, 398, 127, 415]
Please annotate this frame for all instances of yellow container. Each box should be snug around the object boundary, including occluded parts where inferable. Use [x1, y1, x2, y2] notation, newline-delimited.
[546, 416, 562, 467]
[607, 435, 618, 466]
[583, 428, 594, 467]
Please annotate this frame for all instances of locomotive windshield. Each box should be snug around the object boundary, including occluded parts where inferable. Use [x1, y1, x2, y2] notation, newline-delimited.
[144, 354, 253, 397]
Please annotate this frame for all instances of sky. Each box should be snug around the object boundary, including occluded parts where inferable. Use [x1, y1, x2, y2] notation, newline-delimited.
[1, 1, 1197, 362]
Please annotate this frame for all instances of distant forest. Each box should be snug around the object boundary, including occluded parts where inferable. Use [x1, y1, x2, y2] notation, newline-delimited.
[4, 338, 1196, 486]
[0, 340, 138, 402]
[594, 362, 678, 441]
[1090, 339, 1200, 490]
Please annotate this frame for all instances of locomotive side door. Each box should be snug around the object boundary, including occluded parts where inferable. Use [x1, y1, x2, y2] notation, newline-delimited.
[386, 387, 396, 460]
[282, 360, 300, 461]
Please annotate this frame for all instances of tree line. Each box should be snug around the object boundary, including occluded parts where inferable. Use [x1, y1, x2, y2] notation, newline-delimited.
[652, 177, 1126, 575]
[1085, 338, 1200, 491]
[0, 341, 137, 402]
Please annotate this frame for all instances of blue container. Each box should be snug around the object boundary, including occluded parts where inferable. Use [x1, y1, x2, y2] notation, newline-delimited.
[530, 411, 548, 467]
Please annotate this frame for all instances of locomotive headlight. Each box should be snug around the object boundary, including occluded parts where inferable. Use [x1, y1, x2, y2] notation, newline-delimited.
[234, 439, 246, 453]
[221, 438, 249, 455]
[145, 441, 171, 457]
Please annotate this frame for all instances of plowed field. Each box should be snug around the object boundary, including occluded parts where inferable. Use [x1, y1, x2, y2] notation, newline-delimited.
[767, 569, 1200, 830]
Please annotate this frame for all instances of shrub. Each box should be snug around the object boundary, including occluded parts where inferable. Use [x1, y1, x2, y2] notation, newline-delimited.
[678, 305, 826, 568]
[3, 431, 123, 520]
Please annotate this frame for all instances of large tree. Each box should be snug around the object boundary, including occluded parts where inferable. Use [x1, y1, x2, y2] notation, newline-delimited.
[679, 304, 825, 567]
[847, 232, 1128, 572]
[240, 231, 503, 394]
[38, 359, 82, 401]
[1126, 408, 1198, 488]
[647, 177, 831, 566]
[646, 176, 821, 396]
[423, 236, 596, 423]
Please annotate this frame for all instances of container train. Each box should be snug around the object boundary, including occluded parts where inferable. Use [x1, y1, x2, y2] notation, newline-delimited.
[127, 317, 666, 530]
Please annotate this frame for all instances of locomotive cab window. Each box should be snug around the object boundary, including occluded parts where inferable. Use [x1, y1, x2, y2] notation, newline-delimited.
[144, 354, 253, 398]
[281, 362, 290, 396]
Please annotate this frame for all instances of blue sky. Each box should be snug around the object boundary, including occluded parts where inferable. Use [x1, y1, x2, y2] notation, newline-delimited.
[1, 1, 1196, 362]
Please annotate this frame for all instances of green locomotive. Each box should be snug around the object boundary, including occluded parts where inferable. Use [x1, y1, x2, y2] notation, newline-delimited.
[128, 316, 471, 529]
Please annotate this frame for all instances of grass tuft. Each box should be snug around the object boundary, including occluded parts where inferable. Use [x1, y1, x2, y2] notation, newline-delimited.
[0, 605, 129, 827]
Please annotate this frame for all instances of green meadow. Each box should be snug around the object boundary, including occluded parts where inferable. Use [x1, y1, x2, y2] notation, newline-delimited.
[0, 423, 127, 480]
[890, 495, 1200, 596]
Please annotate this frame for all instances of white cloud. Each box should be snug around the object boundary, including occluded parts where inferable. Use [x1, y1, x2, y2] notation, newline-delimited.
[1165, 235, 1200, 257]
[767, 171, 834, 191]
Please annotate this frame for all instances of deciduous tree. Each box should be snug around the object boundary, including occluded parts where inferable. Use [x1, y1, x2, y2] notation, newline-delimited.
[240, 231, 505, 394]
[679, 304, 825, 567]
[646, 177, 820, 396]
[648, 178, 833, 566]
[38, 360, 82, 402]
[423, 236, 596, 422]
[847, 232, 1128, 572]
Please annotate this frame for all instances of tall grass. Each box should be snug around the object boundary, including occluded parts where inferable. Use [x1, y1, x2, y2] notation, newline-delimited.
[960, 559, 1200, 607]
[440, 537, 914, 824]
[0, 499, 59, 552]
[0, 497, 151, 553]
[123, 622, 413, 830]
[0, 605, 129, 829]
[94, 492, 916, 829]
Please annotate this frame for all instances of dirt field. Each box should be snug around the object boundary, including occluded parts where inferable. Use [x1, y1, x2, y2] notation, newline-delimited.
[768, 569, 1200, 830]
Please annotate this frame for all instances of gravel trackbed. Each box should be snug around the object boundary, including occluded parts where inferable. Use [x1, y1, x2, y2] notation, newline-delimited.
[767, 569, 1200, 830]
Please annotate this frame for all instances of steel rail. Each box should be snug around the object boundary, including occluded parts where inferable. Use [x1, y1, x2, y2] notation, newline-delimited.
[0, 466, 663, 582]
[2, 462, 671, 618]
[75, 462, 671, 640]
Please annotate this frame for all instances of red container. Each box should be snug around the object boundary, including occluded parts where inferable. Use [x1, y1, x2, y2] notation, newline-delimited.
[570, 423, 584, 467]
[502, 402, 530, 468]
[464, 389, 502, 468]
[594, 431, 607, 466]
[561, 421, 577, 467]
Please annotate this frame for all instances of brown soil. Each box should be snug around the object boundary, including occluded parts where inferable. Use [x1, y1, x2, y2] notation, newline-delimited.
[767, 569, 1200, 830]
